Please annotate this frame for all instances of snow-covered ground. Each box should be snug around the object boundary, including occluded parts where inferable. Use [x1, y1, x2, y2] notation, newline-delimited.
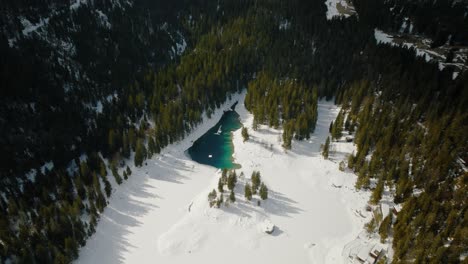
[325, 0, 356, 20]
[77, 91, 371, 264]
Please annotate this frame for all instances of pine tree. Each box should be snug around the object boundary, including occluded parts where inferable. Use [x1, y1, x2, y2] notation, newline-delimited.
[332, 111, 344, 140]
[322, 136, 330, 159]
[111, 164, 123, 185]
[208, 189, 217, 208]
[282, 120, 294, 150]
[251, 171, 261, 193]
[259, 183, 268, 200]
[370, 178, 384, 204]
[122, 132, 130, 158]
[108, 129, 116, 152]
[134, 138, 147, 167]
[227, 170, 237, 190]
[148, 136, 156, 157]
[218, 177, 224, 193]
[348, 153, 355, 169]
[216, 194, 224, 208]
[241, 127, 249, 142]
[103, 178, 112, 197]
[252, 116, 259, 131]
[80, 161, 89, 178]
[244, 183, 252, 201]
[99, 162, 107, 177]
[379, 214, 392, 242]
[229, 190, 235, 202]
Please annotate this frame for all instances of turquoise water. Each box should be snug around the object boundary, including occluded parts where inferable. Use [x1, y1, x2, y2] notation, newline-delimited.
[187, 103, 241, 169]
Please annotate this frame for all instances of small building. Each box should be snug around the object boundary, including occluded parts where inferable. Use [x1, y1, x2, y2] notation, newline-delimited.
[355, 243, 385, 264]
[356, 248, 368, 263]
[356, 244, 373, 263]
[370, 244, 384, 259]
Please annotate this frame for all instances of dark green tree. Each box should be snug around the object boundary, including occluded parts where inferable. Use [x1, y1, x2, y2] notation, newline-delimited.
[229, 190, 236, 203]
[259, 183, 268, 200]
[242, 127, 249, 142]
[244, 183, 252, 201]
[218, 177, 224, 193]
[227, 170, 237, 190]
[251, 171, 261, 193]
[134, 139, 147, 167]
[322, 136, 330, 159]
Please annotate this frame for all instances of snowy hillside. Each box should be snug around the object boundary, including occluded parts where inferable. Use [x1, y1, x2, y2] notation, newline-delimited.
[77, 92, 372, 264]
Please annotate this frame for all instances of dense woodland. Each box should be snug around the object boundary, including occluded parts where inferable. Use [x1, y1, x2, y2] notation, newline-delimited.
[0, 0, 467, 263]
[336, 56, 468, 262]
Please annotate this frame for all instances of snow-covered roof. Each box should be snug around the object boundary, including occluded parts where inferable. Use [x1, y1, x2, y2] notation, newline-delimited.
[370, 244, 384, 257]
[356, 244, 373, 262]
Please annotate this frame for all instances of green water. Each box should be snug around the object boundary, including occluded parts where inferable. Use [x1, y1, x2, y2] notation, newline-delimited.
[187, 103, 241, 169]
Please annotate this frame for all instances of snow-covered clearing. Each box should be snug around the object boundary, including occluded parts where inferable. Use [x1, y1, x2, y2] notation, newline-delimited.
[325, 0, 356, 20]
[77, 91, 371, 264]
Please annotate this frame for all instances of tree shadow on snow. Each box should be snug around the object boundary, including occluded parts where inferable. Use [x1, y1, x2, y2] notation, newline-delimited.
[78, 153, 196, 264]
[221, 188, 302, 219]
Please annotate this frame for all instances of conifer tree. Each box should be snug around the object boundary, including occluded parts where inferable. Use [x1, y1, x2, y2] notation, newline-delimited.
[216, 194, 224, 208]
[218, 177, 224, 193]
[103, 178, 112, 197]
[111, 164, 123, 185]
[332, 111, 344, 140]
[322, 136, 330, 159]
[379, 214, 392, 242]
[241, 127, 249, 142]
[259, 183, 268, 200]
[282, 120, 294, 150]
[134, 139, 147, 167]
[229, 190, 236, 203]
[122, 132, 130, 158]
[227, 170, 237, 190]
[244, 183, 252, 201]
[148, 137, 156, 157]
[252, 116, 259, 131]
[251, 171, 261, 193]
[99, 162, 107, 177]
[370, 178, 384, 204]
[108, 129, 116, 153]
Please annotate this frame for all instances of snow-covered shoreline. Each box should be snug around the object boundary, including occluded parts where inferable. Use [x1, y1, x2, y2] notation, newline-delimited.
[77, 91, 372, 264]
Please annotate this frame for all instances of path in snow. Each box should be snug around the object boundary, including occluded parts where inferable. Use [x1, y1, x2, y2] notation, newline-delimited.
[77, 92, 371, 264]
